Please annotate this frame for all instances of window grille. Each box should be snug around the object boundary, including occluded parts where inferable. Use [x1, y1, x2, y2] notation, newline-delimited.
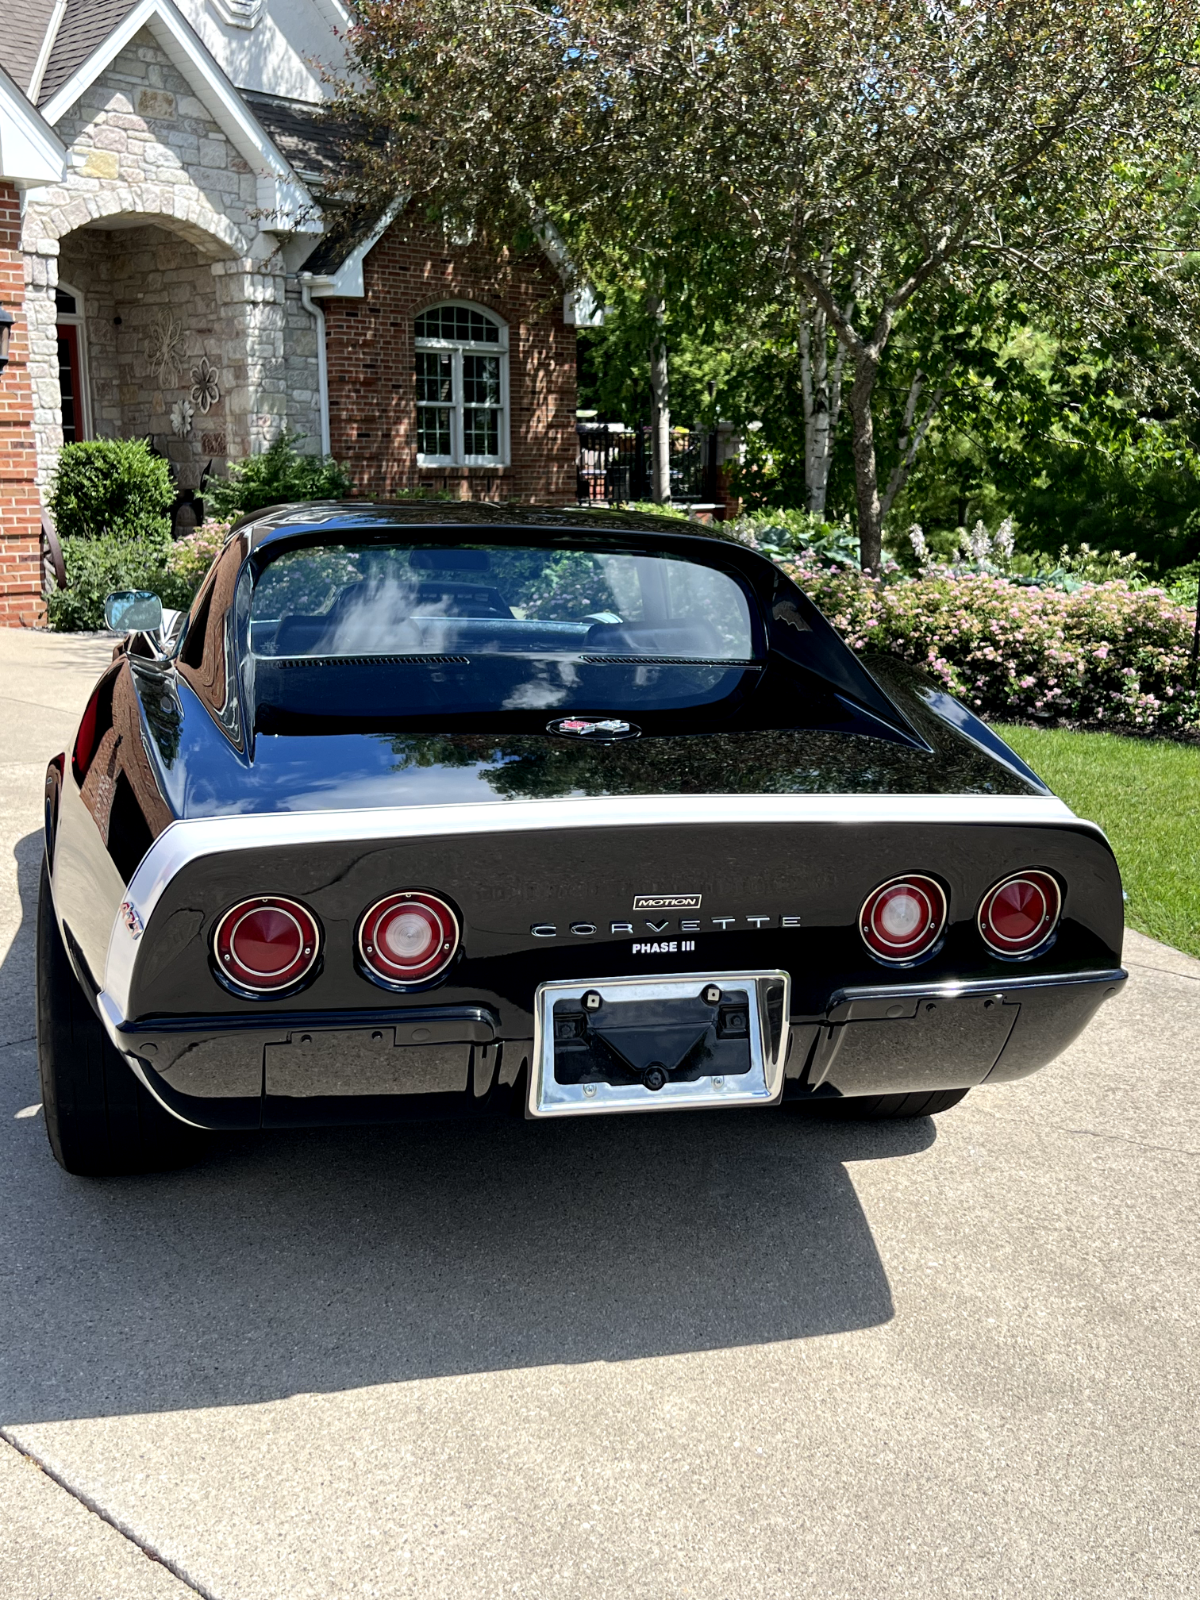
[415, 304, 508, 467]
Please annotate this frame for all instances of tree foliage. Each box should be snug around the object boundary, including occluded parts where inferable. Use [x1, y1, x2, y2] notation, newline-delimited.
[339, 0, 1200, 567]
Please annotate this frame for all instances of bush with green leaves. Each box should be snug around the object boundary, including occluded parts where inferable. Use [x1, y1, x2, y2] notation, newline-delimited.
[619, 500, 688, 519]
[48, 534, 172, 632]
[204, 432, 353, 521]
[47, 520, 232, 632]
[900, 519, 1156, 595]
[48, 439, 175, 543]
[728, 509, 860, 569]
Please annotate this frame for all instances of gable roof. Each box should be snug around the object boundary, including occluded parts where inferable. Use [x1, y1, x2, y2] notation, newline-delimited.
[6, 0, 59, 97]
[0, 57, 66, 186]
[241, 91, 401, 285]
[33, 0, 321, 233]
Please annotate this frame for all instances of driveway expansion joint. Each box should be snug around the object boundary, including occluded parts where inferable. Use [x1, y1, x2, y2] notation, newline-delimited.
[1057, 1126, 1200, 1159]
[0, 1429, 219, 1600]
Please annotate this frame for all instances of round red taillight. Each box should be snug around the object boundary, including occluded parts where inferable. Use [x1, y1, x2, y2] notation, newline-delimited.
[860, 875, 947, 964]
[358, 891, 459, 987]
[978, 870, 1061, 957]
[213, 896, 321, 994]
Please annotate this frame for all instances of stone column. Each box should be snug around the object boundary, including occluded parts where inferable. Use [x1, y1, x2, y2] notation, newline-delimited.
[213, 251, 289, 461]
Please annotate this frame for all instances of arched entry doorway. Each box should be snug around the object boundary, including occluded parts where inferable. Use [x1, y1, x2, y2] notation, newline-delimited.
[52, 216, 237, 492]
[22, 190, 255, 495]
[55, 280, 89, 444]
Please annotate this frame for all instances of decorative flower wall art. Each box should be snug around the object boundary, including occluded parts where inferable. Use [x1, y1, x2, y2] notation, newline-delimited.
[148, 312, 186, 384]
[190, 357, 221, 414]
[171, 398, 195, 437]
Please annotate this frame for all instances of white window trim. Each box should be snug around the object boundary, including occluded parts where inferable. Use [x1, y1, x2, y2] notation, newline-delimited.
[56, 279, 92, 442]
[415, 301, 510, 469]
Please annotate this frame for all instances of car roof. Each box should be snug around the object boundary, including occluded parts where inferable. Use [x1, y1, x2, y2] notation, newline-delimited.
[235, 500, 749, 553]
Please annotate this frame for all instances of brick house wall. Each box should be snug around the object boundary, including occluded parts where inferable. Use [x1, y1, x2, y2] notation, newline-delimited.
[0, 182, 42, 625]
[324, 223, 577, 504]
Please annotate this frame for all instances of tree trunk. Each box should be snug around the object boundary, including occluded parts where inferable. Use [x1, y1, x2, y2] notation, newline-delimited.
[848, 353, 883, 571]
[822, 334, 850, 512]
[799, 314, 815, 504]
[802, 261, 857, 517]
[808, 303, 834, 515]
[648, 294, 670, 504]
[879, 371, 947, 525]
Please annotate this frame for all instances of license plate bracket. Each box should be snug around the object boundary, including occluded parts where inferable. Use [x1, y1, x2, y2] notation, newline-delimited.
[529, 970, 790, 1118]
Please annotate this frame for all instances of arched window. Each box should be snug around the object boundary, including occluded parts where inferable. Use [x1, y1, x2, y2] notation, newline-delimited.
[415, 302, 509, 467]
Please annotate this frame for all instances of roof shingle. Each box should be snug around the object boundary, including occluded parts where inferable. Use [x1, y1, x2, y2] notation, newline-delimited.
[37, 0, 137, 108]
[4, 0, 59, 97]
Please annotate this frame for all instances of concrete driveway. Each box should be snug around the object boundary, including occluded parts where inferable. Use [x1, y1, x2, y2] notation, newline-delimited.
[0, 629, 1196, 1600]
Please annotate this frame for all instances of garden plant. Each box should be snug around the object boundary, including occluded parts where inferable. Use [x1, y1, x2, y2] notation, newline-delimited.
[47, 435, 351, 631]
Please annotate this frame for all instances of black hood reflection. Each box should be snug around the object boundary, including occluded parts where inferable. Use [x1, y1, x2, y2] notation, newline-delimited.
[386, 727, 1038, 800]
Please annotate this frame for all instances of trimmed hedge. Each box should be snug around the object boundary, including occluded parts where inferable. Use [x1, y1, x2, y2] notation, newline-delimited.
[787, 560, 1198, 732]
[48, 439, 175, 542]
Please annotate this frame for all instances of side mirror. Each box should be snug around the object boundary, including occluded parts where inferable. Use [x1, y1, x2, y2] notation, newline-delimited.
[104, 590, 163, 634]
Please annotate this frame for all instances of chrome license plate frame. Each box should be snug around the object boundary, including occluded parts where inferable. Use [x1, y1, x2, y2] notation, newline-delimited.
[528, 969, 790, 1119]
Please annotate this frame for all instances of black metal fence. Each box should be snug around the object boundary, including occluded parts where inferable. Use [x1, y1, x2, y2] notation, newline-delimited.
[577, 424, 710, 505]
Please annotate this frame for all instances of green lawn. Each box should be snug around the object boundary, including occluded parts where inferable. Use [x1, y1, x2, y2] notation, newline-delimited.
[994, 723, 1200, 958]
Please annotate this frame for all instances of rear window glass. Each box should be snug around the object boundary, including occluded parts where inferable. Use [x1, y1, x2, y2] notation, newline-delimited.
[249, 540, 760, 723]
[251, 543, 754, 661]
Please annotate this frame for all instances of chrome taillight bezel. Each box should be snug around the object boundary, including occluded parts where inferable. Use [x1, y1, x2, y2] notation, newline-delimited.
[859, 874, 948, 965]
[977, 869, 1062, 958]
[212, 894, 322, 997]
[357, 890, 460, 989]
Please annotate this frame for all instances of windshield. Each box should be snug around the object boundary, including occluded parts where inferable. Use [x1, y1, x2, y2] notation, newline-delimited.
[249, 539, 760, 725]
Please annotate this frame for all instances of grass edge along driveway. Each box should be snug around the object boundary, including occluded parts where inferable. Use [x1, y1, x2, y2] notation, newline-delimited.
[995, 723, 1200, 959]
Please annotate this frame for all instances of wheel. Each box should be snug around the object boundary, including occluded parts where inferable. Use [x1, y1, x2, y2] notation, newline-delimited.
[37, 858, 201, 1176]
[789, 1087, 970, 1121]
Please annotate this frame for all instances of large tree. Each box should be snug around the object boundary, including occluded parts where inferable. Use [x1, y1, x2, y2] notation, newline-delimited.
[338, 0, 1200, 566]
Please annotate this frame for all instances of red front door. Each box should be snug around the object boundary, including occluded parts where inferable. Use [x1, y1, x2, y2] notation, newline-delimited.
[57, 323, 82, 443]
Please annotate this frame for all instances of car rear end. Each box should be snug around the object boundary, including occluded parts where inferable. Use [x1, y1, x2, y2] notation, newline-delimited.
[100, 789, 1123, 1129]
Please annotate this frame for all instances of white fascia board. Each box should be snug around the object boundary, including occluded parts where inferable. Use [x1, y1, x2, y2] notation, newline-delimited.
[0, 70, 67, 187]
[564, 284, 605, 328]
[39, 0, 320, 233]
[307, 196, 405, 298]
[308, 0, 353, 30]
[536, 214, 605, 327]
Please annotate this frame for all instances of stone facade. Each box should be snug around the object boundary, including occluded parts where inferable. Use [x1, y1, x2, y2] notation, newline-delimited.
[20, 27, 308, 489]
[325, 225, 577, 504]
[0, 181, 42, 625]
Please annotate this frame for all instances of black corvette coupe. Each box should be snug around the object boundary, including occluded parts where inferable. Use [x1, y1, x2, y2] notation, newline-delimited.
[37, 503, 1126, 1174]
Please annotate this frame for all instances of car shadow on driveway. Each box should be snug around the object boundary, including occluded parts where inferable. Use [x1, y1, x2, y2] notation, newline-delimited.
[2, 830, 933, 1424]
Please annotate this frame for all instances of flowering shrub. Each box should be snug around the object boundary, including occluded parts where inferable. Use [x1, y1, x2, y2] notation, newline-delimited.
[162, 520, 230, 598]
[782, 559, 1198, 731]
[908, 518, 1152, 592]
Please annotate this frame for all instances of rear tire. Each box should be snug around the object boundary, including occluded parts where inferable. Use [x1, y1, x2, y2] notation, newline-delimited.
[37, 859, 201, 1176]
[790, 1087, 970, 1121]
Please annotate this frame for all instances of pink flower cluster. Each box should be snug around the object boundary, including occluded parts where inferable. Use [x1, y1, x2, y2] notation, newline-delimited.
[784, 564, 1198, 730]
